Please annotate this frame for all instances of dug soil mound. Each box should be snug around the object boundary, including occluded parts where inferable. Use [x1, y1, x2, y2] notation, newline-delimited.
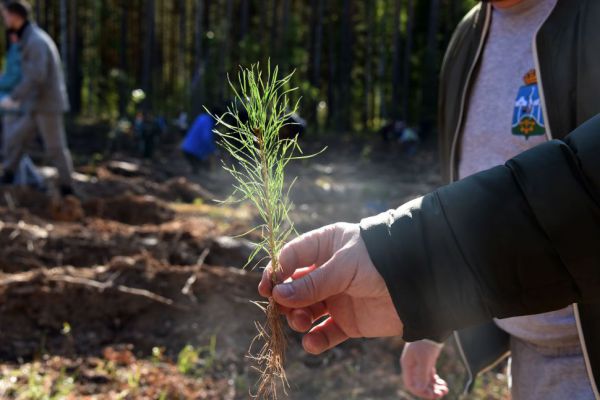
[83, 195, 175, 225]
[0, 255, 262, 361]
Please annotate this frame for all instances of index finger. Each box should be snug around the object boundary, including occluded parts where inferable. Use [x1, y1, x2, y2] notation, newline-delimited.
[258, 224, 337, 296]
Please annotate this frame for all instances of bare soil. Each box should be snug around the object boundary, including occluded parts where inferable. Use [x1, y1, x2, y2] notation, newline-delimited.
[0, 137, 508, 399]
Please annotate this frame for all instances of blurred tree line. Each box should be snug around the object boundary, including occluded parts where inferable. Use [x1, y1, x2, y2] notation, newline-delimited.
[4, 0, 477, 135]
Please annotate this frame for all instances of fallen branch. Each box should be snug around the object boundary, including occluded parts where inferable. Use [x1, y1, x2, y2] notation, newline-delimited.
[47, 274, 181, 308]
[0, 270, 185, 309]
[181, 248, 210, 298]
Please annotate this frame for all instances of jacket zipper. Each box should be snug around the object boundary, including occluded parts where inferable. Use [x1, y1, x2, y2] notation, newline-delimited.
[448, 4, 492, 183]
[455, 330, 511, 396]
[449, 6, 492, 388]
[532, 14, 553, 141]
[454, 331, 474, 396]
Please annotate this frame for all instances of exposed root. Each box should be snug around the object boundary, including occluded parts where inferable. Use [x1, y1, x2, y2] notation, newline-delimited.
[249, 298, 288, 399]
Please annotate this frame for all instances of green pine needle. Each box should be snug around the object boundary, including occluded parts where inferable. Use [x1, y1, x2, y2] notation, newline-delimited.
[211, 62, 319, 273]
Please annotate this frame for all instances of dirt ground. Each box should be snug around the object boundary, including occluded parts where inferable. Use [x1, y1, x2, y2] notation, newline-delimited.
[0, 132, 508, 400]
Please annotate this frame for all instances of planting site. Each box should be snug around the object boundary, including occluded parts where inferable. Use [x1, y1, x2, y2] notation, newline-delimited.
[0, 130, 507, 399]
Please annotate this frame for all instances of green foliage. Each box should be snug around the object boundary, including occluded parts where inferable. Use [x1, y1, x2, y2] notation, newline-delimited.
[21, 0, 476, 131]
[126, 367, 141, 392]
[11, 364, 75, 400]
[176, 345, 199, 375]
[214, 63, 313, 270]
[176, 336, 217, 377]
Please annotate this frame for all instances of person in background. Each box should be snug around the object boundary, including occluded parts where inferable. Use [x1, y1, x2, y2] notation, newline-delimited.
[174, 111, 189, 136]
[399, 0, 600, 399]
[0, 31, 22, 102]
[181, 112, 218, 173]
[378, 120, 420, 155]
[0, 0, 74, 197]
[133, 110, 160, 159]
[0, 28, 44, 191]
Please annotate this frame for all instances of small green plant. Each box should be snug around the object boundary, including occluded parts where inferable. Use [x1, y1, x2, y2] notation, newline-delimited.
[14, 363, 75, 400]
[126, 366, 141, 392]
[176, 345, 199, 375]
[176, 336, 217, 377]
[213, 63, 321, 399]
[151, 346, 165, 365]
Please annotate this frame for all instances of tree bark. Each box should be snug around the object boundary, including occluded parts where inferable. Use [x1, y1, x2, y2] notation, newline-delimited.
[338, 0, 353, 130]
[280, 0, 291, 73]
[364, 0, 374, 130]
[67, 0, 82, 114]
[270, 0, 279, 64]
[401, 0, 415, 121]
[179, 0, 187, 89]
[141, 0, 156, 110]
[217, 0, 233, 102]
[118, 2, 129, 117]
[327, 4, 336, 129]
[239, 0, 250, 42]
[421, 0, 441, 136]
[377, 0, 389, 123]
[191, 0, 206, 115]
[391, 0, 402, 121]
[59, 0, 68, 77]
[312, 0, 324, 88]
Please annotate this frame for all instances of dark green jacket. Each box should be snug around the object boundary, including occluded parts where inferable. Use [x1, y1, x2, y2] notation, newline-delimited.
[361, 0, 600, 397]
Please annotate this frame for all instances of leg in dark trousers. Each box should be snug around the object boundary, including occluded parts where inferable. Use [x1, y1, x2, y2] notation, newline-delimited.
[2, 113, 36, 182]
[33, 113, 74, 190]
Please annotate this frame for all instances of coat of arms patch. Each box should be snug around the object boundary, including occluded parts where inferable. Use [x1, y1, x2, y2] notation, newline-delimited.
[512, 69, 545, 139]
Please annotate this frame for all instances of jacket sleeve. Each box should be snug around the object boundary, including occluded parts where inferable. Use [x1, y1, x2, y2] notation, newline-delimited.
[10, 39, 47, 102]
[0, 52, 22, 92]
[360, 114, 600, 342]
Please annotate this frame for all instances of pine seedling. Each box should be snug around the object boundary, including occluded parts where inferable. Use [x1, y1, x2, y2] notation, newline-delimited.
[212, 63, 317, 399]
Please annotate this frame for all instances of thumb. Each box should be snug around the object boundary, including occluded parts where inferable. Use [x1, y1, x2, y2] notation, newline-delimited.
[272, 251, 350, 308]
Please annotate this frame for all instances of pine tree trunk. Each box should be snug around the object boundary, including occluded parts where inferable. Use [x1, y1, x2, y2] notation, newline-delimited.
[118, 2, 129, 117]
[312, 0, 324, 88]
[270, 0, 279, 64]
[239, 0, 249, 42]
[142, 0, 156, 110]
[59, 0, 68, 77]
[401, 0, 415, 121]
[67, 0, 82, 114]
[420, 0, 440, 136]
[327, 4, 336, 129]
[338, 0, 353, 130]
[217, 0, 233, 102]
[377, 0, 389, 123]
[391, 0, 402, 121]
[191, 0, 205, 115]
[280, 0, 291, 74]
[178, 0, 187, 96]
[364, 1, 374, 130]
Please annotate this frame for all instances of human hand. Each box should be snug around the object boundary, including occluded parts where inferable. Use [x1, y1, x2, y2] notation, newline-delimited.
[401, 340, 449, 399]
[0, 96, 19, 110]
[258, 222, 403, 355]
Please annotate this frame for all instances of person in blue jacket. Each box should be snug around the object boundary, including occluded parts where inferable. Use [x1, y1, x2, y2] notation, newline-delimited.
[0, 31, 22, 104]
[181, 112, 218, 172]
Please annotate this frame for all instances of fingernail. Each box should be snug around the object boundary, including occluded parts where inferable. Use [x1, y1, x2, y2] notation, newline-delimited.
[275, 283, 295, 298]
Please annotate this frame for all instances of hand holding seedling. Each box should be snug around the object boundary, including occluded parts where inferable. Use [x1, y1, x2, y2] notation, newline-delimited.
[258, 222, 404, 354]
[216, 62, 326, 399]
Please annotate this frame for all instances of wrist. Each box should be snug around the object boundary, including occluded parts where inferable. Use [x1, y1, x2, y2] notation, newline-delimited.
[421, 339, 444, 349]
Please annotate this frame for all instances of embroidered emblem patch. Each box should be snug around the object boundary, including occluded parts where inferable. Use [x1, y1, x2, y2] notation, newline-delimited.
[512, 69, 545, 139]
